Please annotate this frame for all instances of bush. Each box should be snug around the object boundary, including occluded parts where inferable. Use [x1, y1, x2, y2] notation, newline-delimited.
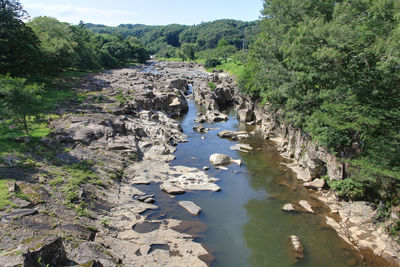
[329, 178, 370, 200]
[207, 81, 216, 91]
[205, 58, 221, 68]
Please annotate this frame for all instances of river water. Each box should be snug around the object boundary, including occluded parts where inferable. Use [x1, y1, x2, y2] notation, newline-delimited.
[135, 69, 381, 266]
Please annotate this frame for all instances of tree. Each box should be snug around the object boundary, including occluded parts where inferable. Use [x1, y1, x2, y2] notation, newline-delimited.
[0, 75, 43, 134]
[178, 43, 198, 60]
[0, 0, 42, 76]
[28, 16, 79, 74]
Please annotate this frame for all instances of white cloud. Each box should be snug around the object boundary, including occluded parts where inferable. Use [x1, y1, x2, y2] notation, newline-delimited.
[24, 3, 139, 26]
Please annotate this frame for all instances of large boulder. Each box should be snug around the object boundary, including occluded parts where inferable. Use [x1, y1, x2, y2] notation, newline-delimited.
[209, 153, 241, 166]
[238, 109, 254, 122]
[303, 178, 325, 190]
[168, 78, 188, 91]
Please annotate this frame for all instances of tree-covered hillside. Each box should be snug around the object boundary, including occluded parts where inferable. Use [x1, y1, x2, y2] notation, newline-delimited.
[85, 19, 260, 59]
[240, 0, 400, 214]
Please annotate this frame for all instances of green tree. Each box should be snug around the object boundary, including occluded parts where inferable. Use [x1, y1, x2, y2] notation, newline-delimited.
[0, 75, 43, 134]
[178, 43, 198, 60]
[28, 16, 79, 73]
[0, 0, 42, 76]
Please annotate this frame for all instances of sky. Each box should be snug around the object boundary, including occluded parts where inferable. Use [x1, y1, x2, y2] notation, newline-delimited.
[19, 0, 264, 26]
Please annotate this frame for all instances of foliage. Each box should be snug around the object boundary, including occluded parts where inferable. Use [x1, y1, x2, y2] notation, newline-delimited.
[85, 19, 259, 59]
[0, 179, 14, 210]
[207, 82, 216, 91]
[204, 58, 221, 69]
[241, 0, 400, 205]
[0, 75, 43, 134]
[0, 0, 42, 76]
[329, 178, 371, 200]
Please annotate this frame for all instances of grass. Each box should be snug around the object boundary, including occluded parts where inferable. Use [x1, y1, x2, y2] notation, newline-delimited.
[207, 60, 245, 77]
[0, 86, 75, 157]
[156, 57, 184, 62]
[40, 88, 76, 111]
[58, 70, 96, 78]
[0, 179, 14, 210]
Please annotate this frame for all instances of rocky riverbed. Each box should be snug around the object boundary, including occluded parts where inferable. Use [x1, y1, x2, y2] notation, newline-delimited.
[0, 61, 219, 266]
[0, 60, 398, 266]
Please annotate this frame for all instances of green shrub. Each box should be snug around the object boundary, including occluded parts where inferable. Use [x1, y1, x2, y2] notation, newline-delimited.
[207, 82, 216, 91]
[329, 178, 370, 200]
[205, 58, 221, 68]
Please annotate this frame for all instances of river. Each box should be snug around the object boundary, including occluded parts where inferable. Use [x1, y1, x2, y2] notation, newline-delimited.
[137, 69, 377, 266]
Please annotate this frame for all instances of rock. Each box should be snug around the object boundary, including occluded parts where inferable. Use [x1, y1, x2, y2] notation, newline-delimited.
[206, 111, 228, 122]
[217, 130, 236, 138]
[144, 198, 155, 204]
[237, 109, 254, 122]
[11, 198, 31, 208]
[169, 97, 181, 107]
[172, 173, 221, 192]
[195, 116, 206, 123]
[168, 78, 188, 91]
[160, 183, 185, 195]
[216, 166, 228, 171]
[209, 153, 241, 166]
[6, 181, 18, 193]
[178, 201, 201, 216]
[136, 195, 155, 202]
[203, 166, 210, 171]
[230, 144, 253, 152]
[0, 209, 38, 221]
[237, 134, 250, 140]
[193, 125, 207, 133]
[282, 204, 295, 212]
[24, 236, 67, 267]
[299, 200, 314, 213]
[303, 178, 325, 190]
[289, 235, 304, 260]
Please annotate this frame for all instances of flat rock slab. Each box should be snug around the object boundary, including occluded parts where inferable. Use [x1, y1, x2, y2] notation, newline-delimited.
[160, 183, 185, 195]
[230, 144, 253, 152]
[11, 198, 31, 208]
[179, 201, 202, 216]
[0, 209, 38, 221]
[299, 200, 314, 213]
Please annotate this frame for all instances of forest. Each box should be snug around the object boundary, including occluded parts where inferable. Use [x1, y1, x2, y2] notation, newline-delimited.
[85, 20, 259, 67]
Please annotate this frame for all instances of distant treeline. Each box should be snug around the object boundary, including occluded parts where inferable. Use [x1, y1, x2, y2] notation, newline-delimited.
[1, 0, 150, 78]
[85, 20, 260, 65]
